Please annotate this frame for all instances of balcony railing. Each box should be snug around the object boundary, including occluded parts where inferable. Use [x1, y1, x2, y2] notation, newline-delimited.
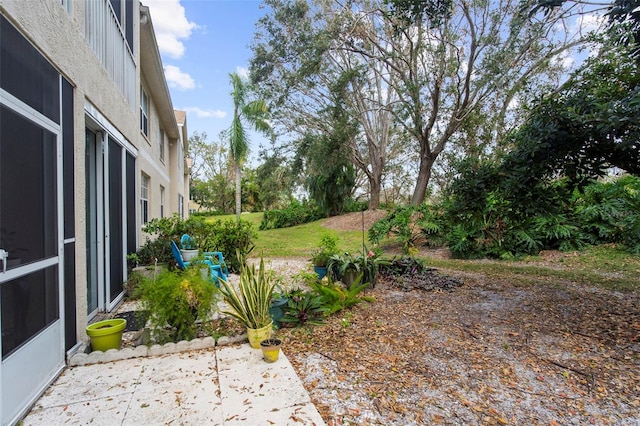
[84, 0, 136, 110]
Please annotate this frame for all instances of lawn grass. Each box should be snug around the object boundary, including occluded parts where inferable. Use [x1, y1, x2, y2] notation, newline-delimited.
[206, 213, 639, 292]
[422, 249, 640, 292]
[207, 212, 374, 258]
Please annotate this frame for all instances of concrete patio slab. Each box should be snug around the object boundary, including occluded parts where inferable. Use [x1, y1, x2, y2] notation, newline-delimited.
[21, 344, 325, 426]
[217, 345, 325, 425]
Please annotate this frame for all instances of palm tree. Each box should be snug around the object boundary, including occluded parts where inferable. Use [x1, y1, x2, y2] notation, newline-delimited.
[228, 72, 270, 222]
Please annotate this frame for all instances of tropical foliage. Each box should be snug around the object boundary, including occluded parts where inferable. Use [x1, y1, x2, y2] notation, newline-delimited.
[136, 215, 256, 272]
[218, 256, 277, 329]
[136, 267, 218, 343]
[371, 175, 640, 258]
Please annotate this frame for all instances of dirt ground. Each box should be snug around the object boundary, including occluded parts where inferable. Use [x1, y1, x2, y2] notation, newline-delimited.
[275, 211, 640, 425]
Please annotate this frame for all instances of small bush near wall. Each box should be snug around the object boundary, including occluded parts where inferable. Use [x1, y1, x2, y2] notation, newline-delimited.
[136, 266, 218, 343]
[137, 214, 257, 272]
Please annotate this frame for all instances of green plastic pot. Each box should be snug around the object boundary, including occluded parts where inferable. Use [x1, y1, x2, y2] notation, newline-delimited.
[86, 318, 127, 352]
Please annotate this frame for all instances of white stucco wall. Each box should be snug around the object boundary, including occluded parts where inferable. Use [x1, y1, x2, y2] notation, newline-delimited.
[2, 0, 184, 342]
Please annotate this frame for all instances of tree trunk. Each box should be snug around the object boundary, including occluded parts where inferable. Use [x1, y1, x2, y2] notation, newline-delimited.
[411, 156, 434, 205]
[369, 175, 381, 210]
[234, 162, 241, 223]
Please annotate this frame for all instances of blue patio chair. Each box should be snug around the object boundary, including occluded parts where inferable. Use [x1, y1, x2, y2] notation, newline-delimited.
[170, 240, 224, 285]
[202, 250, 229, 280]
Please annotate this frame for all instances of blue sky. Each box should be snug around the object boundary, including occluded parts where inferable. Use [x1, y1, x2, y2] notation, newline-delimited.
[145, 0, 268, 157]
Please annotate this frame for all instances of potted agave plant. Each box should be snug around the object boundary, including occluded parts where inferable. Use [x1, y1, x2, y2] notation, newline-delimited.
[218, 256, 276, 348]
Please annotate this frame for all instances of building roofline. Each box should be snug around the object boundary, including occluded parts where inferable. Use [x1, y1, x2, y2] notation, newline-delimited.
[139, 4, 179, 139]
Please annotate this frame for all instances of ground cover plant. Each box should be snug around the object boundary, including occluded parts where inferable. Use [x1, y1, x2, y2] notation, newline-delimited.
[136, 266, 219, 343]
[268, 218, 639, 425]
[369, 175, 640, 259]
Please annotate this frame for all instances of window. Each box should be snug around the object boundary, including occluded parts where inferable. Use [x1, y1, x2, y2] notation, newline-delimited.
[61, 0, 72, 15]
[109, 0, 134, 53]
[178, 138, 184, 172]
[140, 86, 148, 137]
[140, 173, 149, 224]
[178, 194, 184, 219]
[160, 185, 165, 218]
[159, 127, 165, 162]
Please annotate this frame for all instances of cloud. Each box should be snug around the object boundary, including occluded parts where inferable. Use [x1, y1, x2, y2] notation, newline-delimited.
[145, 0, 198, 59]
[236, 66, 249, 79]
[164, 65, 195, 90]
[183, 107, 227, 119]
[576, 13, 604, 34]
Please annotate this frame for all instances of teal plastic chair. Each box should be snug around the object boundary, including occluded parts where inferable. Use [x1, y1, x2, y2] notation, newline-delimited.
[170, 240, 224, 285]
[202, 250, 229, 280]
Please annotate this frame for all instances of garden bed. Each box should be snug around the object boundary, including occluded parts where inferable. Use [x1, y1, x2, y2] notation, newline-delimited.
[280, 270, 640, 425]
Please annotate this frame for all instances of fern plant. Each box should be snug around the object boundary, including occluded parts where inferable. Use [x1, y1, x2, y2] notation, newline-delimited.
[309, 278, 374, 315]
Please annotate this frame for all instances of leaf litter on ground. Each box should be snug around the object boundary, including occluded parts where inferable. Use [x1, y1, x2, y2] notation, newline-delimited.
[280, 267, 640, 425]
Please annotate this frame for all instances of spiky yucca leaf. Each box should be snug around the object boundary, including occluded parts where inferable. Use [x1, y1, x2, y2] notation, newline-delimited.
[218, 257, 275, 329]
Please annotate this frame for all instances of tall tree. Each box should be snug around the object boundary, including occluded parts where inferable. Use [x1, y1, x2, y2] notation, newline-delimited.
[227, 72, 271, 222]
[252, 0, 399, 209]
[252, 0, 595, 205]
[186, 131, 234, 212]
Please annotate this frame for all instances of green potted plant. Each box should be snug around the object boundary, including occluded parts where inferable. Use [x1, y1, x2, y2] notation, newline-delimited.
[310, 234, 339, 279]
[327, 248, 383, 289]
[136, 265, 217, 343]
[179, 234, 199, 261]
[269, 285, 288, 329]
[218, 256, 276, 348]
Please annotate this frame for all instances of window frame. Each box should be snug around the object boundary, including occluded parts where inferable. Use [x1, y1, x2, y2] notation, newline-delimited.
[160, 185, 165, 218]
[159, 126, 165, 162]
[140, 86, 148, 137]
[140, 172, 149, 224]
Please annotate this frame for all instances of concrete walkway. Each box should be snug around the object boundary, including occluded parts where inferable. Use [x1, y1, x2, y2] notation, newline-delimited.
[22, 344, 325, 425]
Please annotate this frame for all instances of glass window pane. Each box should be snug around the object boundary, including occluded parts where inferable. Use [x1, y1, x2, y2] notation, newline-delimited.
[1, 106, 58, 269]
[1, 266, 59, 358]
[0, 16, 60, 123]
[108, 138, 124, 302]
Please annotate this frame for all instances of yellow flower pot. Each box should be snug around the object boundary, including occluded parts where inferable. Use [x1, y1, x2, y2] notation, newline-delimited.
[260, 338, 282, 363]
[246, 322, 272, 349]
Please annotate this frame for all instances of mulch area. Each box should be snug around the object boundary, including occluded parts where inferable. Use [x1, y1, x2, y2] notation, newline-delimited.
[322, 210, 388, 232]
[279, 269, 640, 425]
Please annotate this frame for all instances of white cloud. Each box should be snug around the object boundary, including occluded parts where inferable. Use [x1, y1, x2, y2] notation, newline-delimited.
[145, 0, 198, 59]
[183, 107, 227, 119]
[236, 66, 249, 79]
[576, 13, 604, 34]
[164, 65, 195, 90]
[555, 49, 575, 70]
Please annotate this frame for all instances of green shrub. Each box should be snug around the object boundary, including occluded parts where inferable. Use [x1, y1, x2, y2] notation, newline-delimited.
[200, 219, 257, 272]
[574, 175, 640, 253]
[311, 234, 339, 267]
[136, 266, 218, 343]
[308, 278, 374, 315]
[137, 215, 256, 272]
[369, 204, 440, 254]
[259, 200, 324, 230]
